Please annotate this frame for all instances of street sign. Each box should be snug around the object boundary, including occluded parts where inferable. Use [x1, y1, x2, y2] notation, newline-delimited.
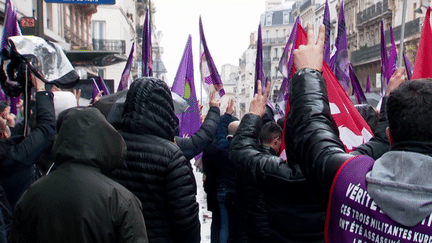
[19, 17, 36, 35]
[44, 0, 115, 4]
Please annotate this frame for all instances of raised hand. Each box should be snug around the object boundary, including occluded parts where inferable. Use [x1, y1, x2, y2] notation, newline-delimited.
[209, 89, 221, 108]
[30, 73, 45, 92]
[387, 68, 407, 95]
[250, 81, 271, 117]
[293, 24, 326, 72]
[94, 90, 104, 104]
[226, 98, 235, 115]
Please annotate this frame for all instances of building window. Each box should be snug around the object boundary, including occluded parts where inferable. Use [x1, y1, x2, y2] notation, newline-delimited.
[266, 13, 272, 26]
[46, 3, 53, 30]
[92, 21, 106, 39]
[275, 29, 279, 38]
[266, 30, 270, 39]
[274, 48, 278, 58]
[283, 29, 286, 37]
[283, 11, 289, 24]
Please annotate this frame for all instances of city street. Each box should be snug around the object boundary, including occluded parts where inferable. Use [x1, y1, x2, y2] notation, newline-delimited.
[192, 160, 212, 242]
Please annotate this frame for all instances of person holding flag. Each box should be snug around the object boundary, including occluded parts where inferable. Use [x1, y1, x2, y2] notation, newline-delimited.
[288, 23, 432, 242]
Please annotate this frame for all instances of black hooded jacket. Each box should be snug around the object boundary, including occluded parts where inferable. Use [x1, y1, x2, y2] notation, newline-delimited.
[230, 114, 325, 243]
[287, 68, 390, 196]
[9, 108, 147, 243]
[111, 77, 200, 243]
[0, 91, 55, 209]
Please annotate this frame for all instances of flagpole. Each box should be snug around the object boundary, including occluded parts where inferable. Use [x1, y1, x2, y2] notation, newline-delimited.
[398, 0, 407, 68]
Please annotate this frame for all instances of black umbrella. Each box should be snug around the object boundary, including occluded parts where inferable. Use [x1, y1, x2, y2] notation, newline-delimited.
[92, 89, 190, 127]
[349, 92, 382, 108]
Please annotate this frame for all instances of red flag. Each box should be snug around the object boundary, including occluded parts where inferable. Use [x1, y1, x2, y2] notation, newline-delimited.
[280, 23, 373, 158]
[412, 7, 432, 79]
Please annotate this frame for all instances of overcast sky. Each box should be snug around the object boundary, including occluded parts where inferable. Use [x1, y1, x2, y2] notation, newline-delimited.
[153, 0, 266, 100]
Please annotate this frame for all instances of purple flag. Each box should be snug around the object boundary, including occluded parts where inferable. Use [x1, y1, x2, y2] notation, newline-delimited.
[403, 53, 413, 80]
[387, 26, 398, 84]
[117, 42, 135, 92]
[366, 75, 371, 93]
[330, 0, 350, 92]
[172, 35, 201, 137]
[349, 64, 367, 104]
[254, 24, 266, 95]
[90, 78, 101, 104]
[9, 96, 19, 115]
[380, 19, 389, 96]
[96, 76, 110, 96]
[0, 90, 5, 101]
[199, 16, 225, 98]
[1, 0, 21, 113]
[277, 17, 300, 107]
[1, 0, 21, 51]
[323, 0, 331, 63]
[142, 9, 152, 77]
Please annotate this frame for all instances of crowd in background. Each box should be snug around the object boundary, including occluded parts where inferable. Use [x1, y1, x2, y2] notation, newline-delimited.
[0, 23, 432, 243]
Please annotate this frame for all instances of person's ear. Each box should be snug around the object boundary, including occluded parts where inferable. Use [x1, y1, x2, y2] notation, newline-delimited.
[386, 127, 393, 146]
[274, 136, 281, 145]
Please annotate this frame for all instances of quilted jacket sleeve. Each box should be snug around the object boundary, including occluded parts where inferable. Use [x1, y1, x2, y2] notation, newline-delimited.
[175, 106, 220, 160]
[230, 114, 303, 187]
[287, 69, 353, 194]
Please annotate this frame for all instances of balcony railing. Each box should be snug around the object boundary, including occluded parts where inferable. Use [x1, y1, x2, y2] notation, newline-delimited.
[92, 39, 126, 54]
[352, 17, 421, 65]
[262, 37, 287, 45]
[357, 0, 389, 26]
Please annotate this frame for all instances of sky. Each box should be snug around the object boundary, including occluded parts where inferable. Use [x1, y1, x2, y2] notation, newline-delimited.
[152, 0, 267, 101]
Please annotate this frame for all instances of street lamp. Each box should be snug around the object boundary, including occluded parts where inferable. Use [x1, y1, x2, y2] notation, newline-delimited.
[415, 5, 429, 14]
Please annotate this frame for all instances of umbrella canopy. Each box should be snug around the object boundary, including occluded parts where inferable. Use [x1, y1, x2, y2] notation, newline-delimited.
[92, 90, 190, 128]
[350, 92, 381, 108]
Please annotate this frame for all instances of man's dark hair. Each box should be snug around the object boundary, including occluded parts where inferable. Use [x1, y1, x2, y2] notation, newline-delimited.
[259, 122, 282, 145]
[387, 79, 432, 143]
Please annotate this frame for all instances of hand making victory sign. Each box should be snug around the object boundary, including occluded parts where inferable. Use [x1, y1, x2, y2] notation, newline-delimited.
[293, 24, 326, 72]
[250, 80, 271, 117]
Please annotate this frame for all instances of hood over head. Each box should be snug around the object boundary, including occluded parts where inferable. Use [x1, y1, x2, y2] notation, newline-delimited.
[52, 107, 126, 174]
[367, 149, 432, 227]
[121, 77, 179, 141]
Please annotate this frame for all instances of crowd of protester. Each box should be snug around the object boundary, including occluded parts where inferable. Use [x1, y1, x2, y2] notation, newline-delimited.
[0, 23, 431, 243]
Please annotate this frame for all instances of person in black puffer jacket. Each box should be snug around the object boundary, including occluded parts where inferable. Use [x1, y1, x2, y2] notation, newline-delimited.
[110, 77, 200, 243]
